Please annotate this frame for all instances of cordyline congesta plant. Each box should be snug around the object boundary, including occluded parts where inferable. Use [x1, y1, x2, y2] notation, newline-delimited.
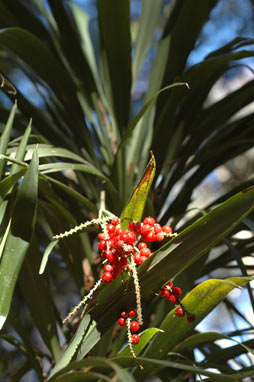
[53, 199, 195, 357]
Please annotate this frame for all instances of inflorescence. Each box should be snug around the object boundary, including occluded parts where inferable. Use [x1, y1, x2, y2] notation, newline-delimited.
[53, 214, 195, 357]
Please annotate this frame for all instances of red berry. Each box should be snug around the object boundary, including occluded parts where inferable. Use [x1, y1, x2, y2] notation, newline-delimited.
[128, 221, 135, 231]
[156, 232, 164, 241]
[121, 311, 128, 318]
[162, 225, 172, 234]
[146, 232, 156, 241]
[111, 218, 120, 225]
[172, 287, 182, 296]
[143, 217, 155, 226]
[98, 240, 106, 250]
[138, 242, 147, 250]
[101, 272, 113, 283]
[105, 250, 117, 263]
[98, 232, 105, 240]
[187, 314, 196, 323]
[163, 290, 171, 299]
[118, 317, 127, 326]
[175, 307, 185, 317]
[167, 281, 173, 289]
[130, 321, 140, 332]
[169, 294, 178, 304]
[115, 227, 124, 236]
[116, 240, 124, 248]
[104, 264, 114, 272]
[126, 231, 136, 244]
[140, 223, 152, 236]
[140, 255, 147, 263]
[140, 247, 151, 257]
[120, 257, 128, 267]
[133, 253, 142, 264]
[154, 223, 162, 233]
[131, 334, 140, 344]
[128, 310, 136, 317]
[107, 224, 115, 234]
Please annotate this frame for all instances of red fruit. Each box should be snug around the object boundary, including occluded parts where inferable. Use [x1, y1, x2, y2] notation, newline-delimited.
[107, 224, 115, 234]
[163, 290, 171, 299]
[131, 334, 140, 344]
[146, 232, 156, 241]
[120, 257, 128, 267]
[169, 294, 178, 304]
[115, 227, 125, 236]
[118, 317, 127, 326]
[101, 272, 113, 283]
[98, 240, 106, 250]
[104, 264, 114, 272]
[133, 253, 142, 264]
[167, 281, 173, 289]
[175, 307, 185, 317]
[116, 240, 124, 249]
[159, 289, 164, 296]
[105, 250, 116, 263]
[140, 247, 151, 257]
[140, 255, 147, 263]
[130, 321, 140, 332]
[121, 311, 128, 318]
[187, 314, 196, 323]
[126, 231, 136, 244]
[153, 223, 162, 233]
[138, 242, 147, 250]
[121, 232, 128, 241]
[98, 232, 105, 240]
[162, 225, 172, 234]
[172, 287, 182, 296]
[140, 223, 152, 236]
[128, 309, 136, 317]
[156, 232, 164, 241]
[111, 217, 120, 225]
[143, 217, 155, 226]
[128, 221, 135, 230]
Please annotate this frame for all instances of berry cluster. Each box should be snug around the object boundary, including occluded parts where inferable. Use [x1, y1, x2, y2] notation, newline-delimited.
[98, 216, 174, 283]
[160, 281, 196, 323]
[117, 309, 140, 345]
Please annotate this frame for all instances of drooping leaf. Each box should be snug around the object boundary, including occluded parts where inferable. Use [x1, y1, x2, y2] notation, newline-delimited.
[0, 149, 38, 329]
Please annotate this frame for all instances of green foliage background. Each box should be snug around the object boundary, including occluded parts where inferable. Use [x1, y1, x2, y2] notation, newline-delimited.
[0, 0, 253, 381]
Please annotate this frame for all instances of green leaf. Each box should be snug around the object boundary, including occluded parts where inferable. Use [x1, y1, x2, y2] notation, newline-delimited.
[118, 82, 189, 151]
[0, 101, 17, 178]
[0, 28, 79, 108]
[135, 277, 253, 379]
[174, 331, 254, 357]
[47, 0, 97, 98]
[39, 239, 58, 275]
[98, 0, 131, 129]
[50, 357, 135, 382]
[114, 357, 238, 382]
[117, 328, 163, 357]
[0, 170, 25, 204]
[132, 0, 163, 84]
[5, 309, 43, 378]
[10, 120, 31, 175]
[0, 149, 38, 329]
[120, 152, 156, 229]
[18, 237, 61, 361]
